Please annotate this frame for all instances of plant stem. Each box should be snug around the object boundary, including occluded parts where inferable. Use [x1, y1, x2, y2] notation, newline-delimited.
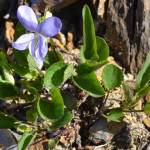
[99, 92, 109, 114]
[123, 109, 143, 113]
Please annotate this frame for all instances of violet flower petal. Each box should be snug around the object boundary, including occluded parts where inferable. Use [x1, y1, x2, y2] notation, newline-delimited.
[37, 17, 62, 37]
[34, 55, 43, 69]
[28, 37, 38, 58]
[28, 35, 48, 69]
[34, 48, 44, 69]
[28, 39, 43, 68]
[17, 5, 38, 32]
[12, 33, 34, 50]
[38, 35, 48, 59]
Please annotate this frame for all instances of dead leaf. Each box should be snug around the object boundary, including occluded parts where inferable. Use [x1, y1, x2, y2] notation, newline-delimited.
[5, 21, 15, 43]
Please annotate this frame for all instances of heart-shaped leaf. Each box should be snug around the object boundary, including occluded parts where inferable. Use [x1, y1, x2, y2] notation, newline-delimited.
[44, 61, 73, 89]
[37, 88, 64, 120]
[102, 64, 123, 91]
[18, 132, 37, 150]
[73, 71, 104, 97]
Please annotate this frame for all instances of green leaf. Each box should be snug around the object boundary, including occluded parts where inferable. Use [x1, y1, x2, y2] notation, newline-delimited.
[44, 61, 73, 89]
[0, 82, 18, 98]
[0, 52, 18, 98]
[2, 67, 15, 85]
[11, 50, 30, 77]
[48, 139, 59, 149]
[76, 62, 107, 75]
[104, 108, 124, 122]
[25, 77, 43, 94]
[37, 88, 64, 120]
[13, 49, 29, 66]
[82, 5, 98, 61]
[26, 108, 38, 123]
[0, 113, 17, 128]
[51, 109, 73, 130]
[14, 23, 25, 40]
[0, 67, 14, 85]
[122, 82, 134, 108]
[27, 54, 39, 73]
[0, 51, 8, 66]
[44, 51, 63, 68]
[0, 67, 15, 86]
[62, 91, 77, 110]
[11, 63, 29, 77]
[17, 124, 32, 133]
[144, 102, 150, 115]
[0, 52, 14, 85]
[18, 132, 37, 150]
[96, 36, 109, 62]
[136, 51, 150, 90]
[12, 51, 39, 79]
[102, 64, 123, 91]
[73, 71, 104, 97]
[136, 83, 150, 99]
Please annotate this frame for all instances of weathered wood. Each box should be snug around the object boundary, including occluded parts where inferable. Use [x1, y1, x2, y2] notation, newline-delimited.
[95, 0, 150, 73]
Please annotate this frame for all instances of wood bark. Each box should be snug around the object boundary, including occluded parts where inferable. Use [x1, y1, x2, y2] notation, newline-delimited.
[94, 0, 150, 73]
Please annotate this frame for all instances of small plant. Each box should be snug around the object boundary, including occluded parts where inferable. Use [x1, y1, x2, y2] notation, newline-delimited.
[0, 4, 150, 149]
[122, 52, 150, 113]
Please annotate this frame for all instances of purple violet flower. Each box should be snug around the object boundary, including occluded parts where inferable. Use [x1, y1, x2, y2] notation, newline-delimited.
[12, 5, 62, 69]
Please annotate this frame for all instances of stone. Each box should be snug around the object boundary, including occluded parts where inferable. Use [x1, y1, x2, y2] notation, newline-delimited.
[0, 129, 17, 150]
[89, 118, 113, 144]
[89, 118, 125, 144]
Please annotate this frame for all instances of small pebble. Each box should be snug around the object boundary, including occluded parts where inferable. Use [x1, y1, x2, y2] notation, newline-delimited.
[89, 119, 113, 144]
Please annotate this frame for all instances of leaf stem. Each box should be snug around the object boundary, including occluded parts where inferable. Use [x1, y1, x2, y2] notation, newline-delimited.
[123, 109, 143, 113]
